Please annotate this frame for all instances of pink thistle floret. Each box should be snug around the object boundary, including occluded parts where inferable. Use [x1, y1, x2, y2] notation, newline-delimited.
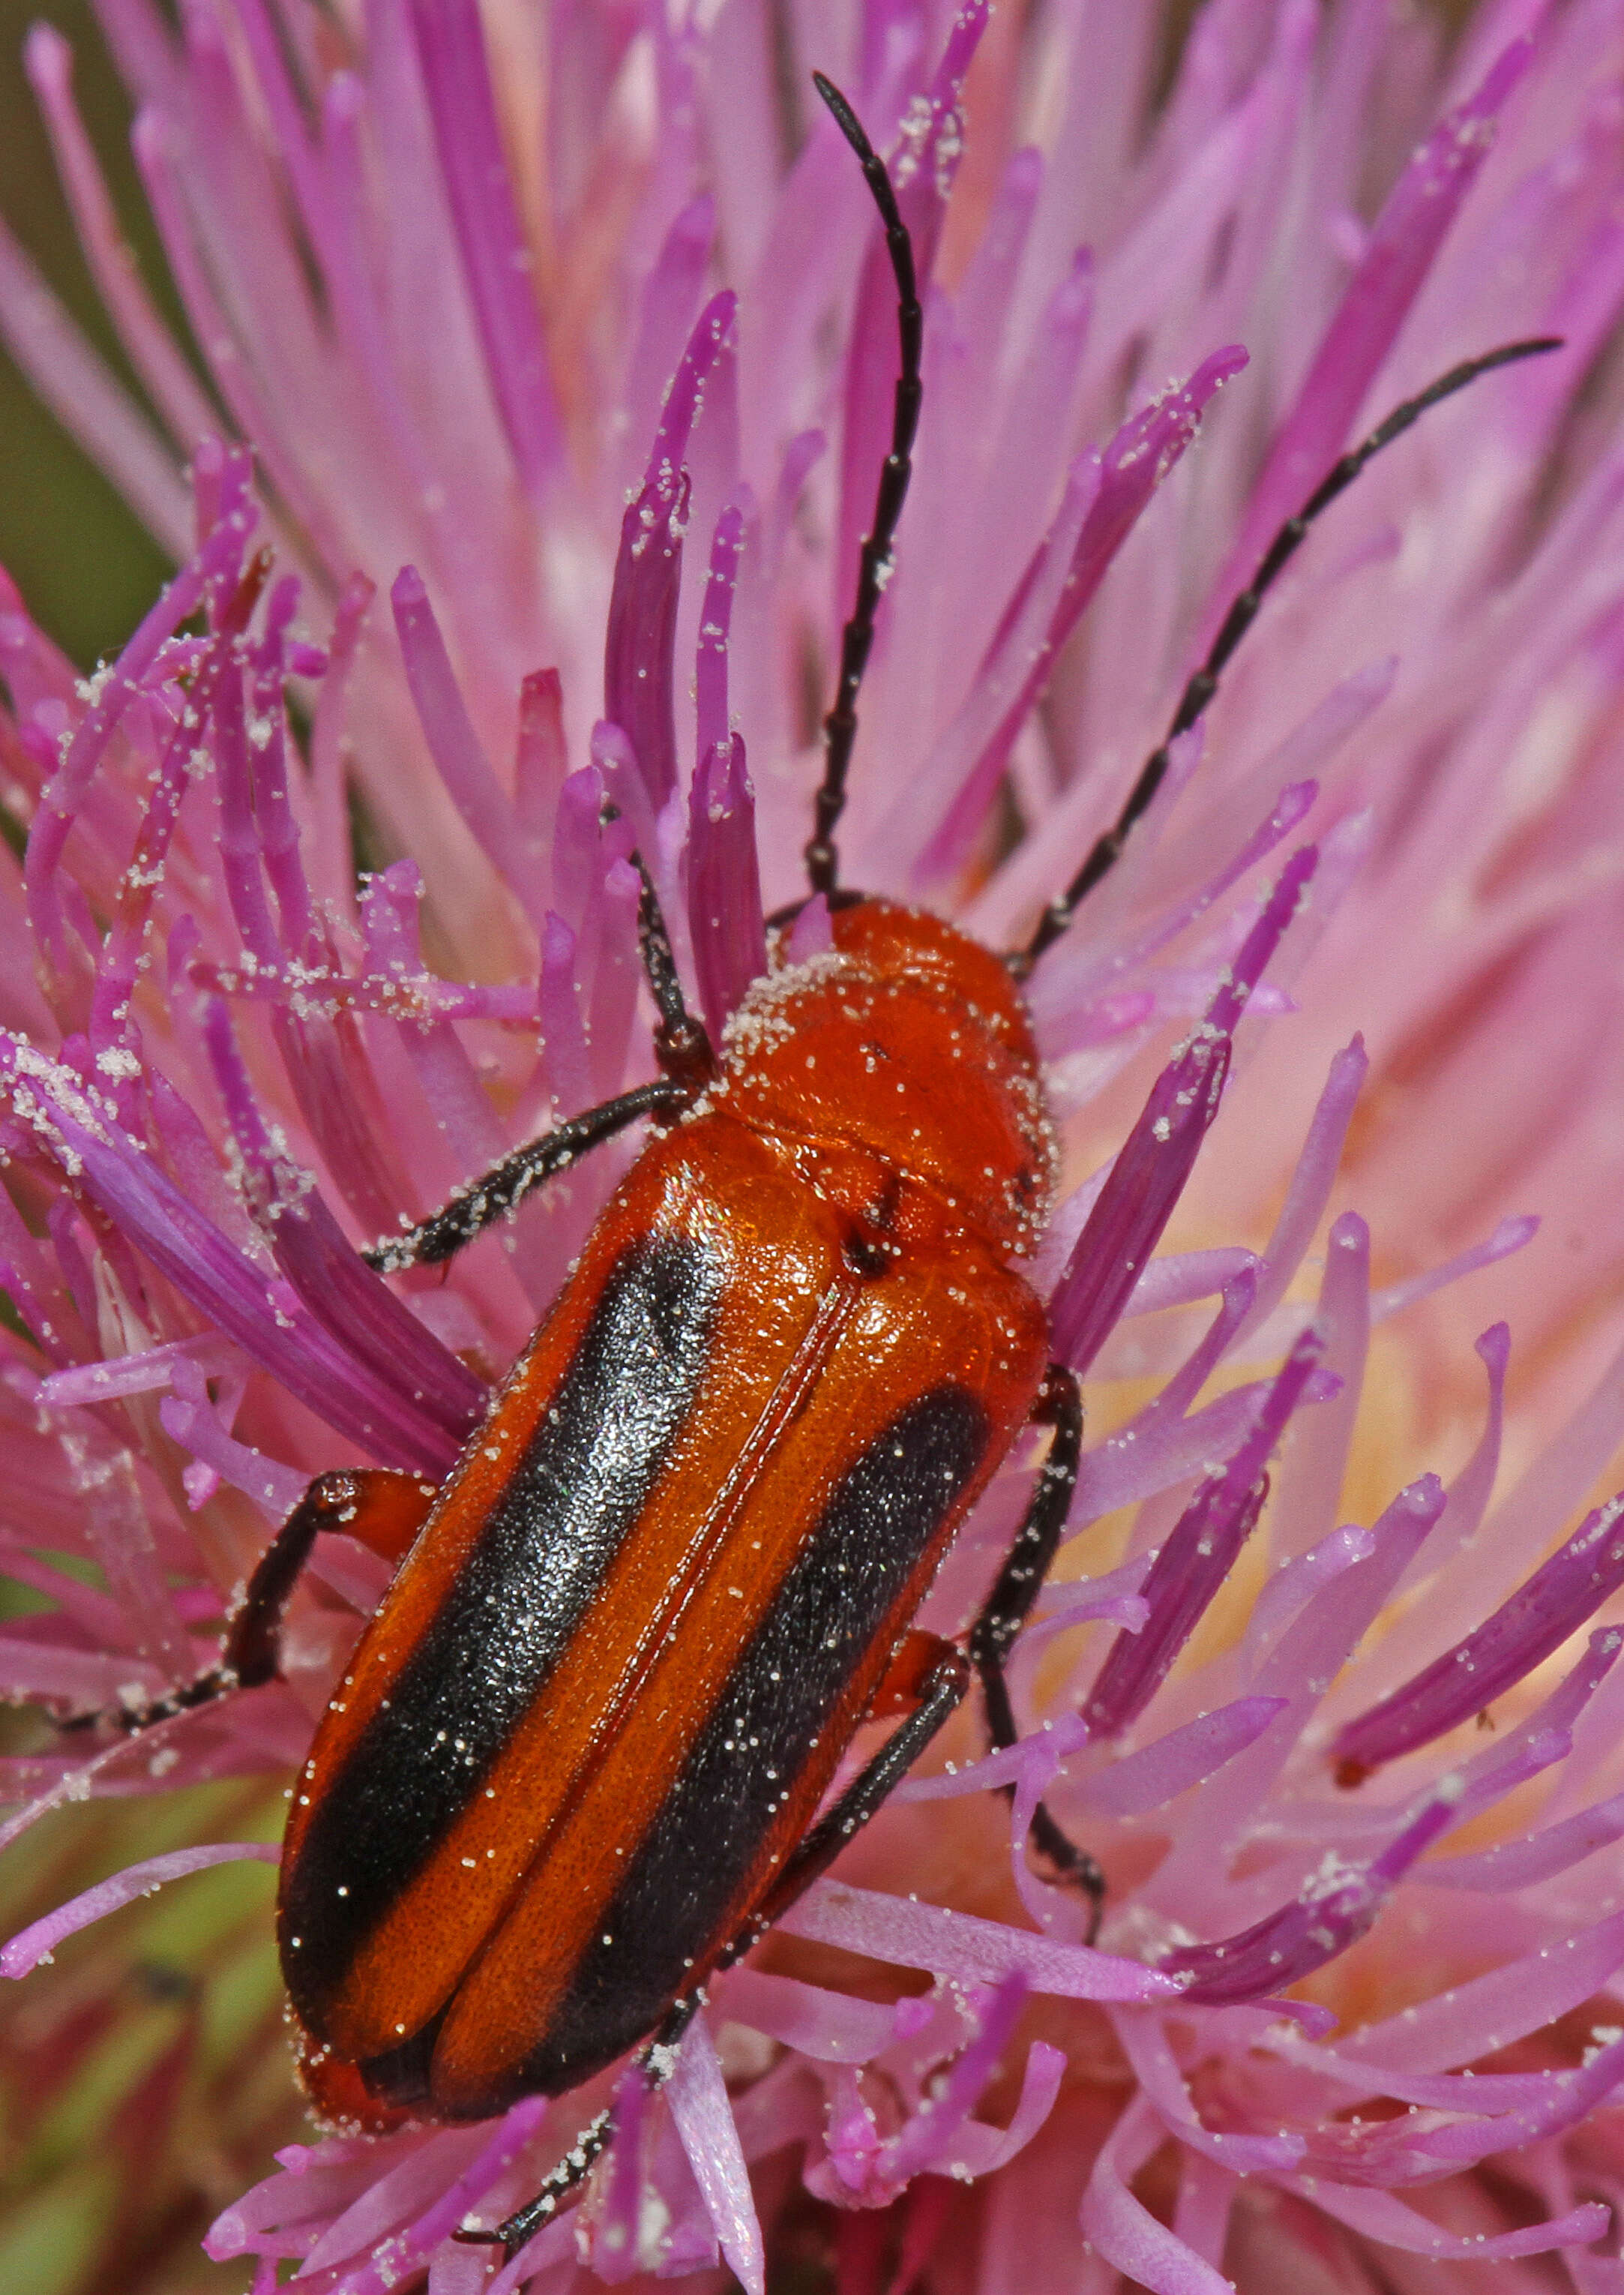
[6, 4, 1624, 2292]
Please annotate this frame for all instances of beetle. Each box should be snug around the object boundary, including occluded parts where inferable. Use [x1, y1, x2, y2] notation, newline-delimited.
[76, 70, 1558, 2262]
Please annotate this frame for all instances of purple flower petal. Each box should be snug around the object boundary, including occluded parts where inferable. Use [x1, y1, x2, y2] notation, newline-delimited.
[780, 1881, 1182, 2003]
[1113, 2009, 1304, 2172]
[24, 22, 217, 452]
[605, 292, 736, 814]
[1428, 1780, 1624, 1892]
[686, 736, 766, 1040]
[785, 892, 834, 964]
[25, 480, 252, 990]
[390, 568, 541, 922]
[1161, 1787, 1463, 2004]
[1083, 1324, 1323, 1738]
[1082, 2094, 1234, 2295]
[667, 2013, 763, 2295]
[624, 194, 717, 490]
[917, 346, 1250, 886]
[200, 997, 484, 1444]
[877, 1975, 1027, 2187]
[1275, 2179, 1608, 2263]
[1203, 37, 1534, 637]
[695, 491, 751, 765]
[0, 1034, 462, 1472]
[1083, 1698, 1289, 1820]
[1332, 1489, 1624, 1785]
[2, 1842, 277, 1976]
[834, 6, 988, 613]
[404, 0, 558, 494]
[1049, 844, 1319, 1372]
[715, 1969, 895, 2065]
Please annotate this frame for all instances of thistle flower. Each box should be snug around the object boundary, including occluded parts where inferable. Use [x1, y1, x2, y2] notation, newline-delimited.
[4, 3, 1624, 2291]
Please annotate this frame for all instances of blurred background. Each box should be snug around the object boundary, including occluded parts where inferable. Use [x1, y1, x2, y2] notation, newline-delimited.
[1, 0, 171, 671]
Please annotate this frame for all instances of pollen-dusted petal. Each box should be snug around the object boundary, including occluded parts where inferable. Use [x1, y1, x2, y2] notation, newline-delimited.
[24, 482, 253, 988]
[605, 292, 738, 815]
[1160, 1787, 1463, 2004]
[686, 736, 767, 1044]
[694, 492, 751, 768]
[0, 1032, 459, 1470]
[1049, 844, 1318, 1372]
[1083, 1325, 1323, 1739]
[1, 1843, 278, 1978]
[1332, 1490, 1624, 1784]
[199, 995, 485, 1442]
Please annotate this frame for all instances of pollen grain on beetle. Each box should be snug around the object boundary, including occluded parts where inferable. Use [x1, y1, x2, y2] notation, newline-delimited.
[1, 7, 1624, 2295]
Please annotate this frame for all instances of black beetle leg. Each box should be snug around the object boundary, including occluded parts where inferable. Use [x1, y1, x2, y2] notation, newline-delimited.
[60, 1470, 436, 1736]
[967, 1365, 1105, 1941]
[363, 1076, 695, 1274]
[464, 1994, 705, 2262]
[458, 1660, 974, 2261]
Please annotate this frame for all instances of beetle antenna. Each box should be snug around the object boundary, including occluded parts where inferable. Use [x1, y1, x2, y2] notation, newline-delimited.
[1011, 333, 1564, 975]
[805, 70, 924, 900]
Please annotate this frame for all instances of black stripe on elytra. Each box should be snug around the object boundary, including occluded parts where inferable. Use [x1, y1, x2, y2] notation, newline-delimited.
[506, 1384, 990, 2101]
[280, 1233, 724, 2033]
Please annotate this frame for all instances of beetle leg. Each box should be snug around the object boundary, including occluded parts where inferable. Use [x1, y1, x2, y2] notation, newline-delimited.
[464, 1995, 704, 2260]
[966, 1365, 1107, 1941]
[468, 1658, 972, 2247]
[61, 1469, 436, 1735]
[367, 818, 715, 1274]
[458, 1656, 975, 2259]
[866, 1625, 963, 1719]
[733, 1644, 973, 1947]
[363, 1076, 693, 1272]
[455, 2102, 615, 2259]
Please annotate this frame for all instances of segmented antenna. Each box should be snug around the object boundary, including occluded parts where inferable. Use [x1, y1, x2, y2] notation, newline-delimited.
[805, 70, 924, 899]
[1013, 334, 1564, 975]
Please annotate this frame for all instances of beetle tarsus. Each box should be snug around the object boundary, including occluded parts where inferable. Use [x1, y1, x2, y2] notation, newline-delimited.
[466, 1997, 705, 2260]
[455, 2103, 615, 2259]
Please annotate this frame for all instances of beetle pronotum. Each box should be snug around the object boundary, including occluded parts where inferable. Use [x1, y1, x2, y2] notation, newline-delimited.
[68, 69, 1557, 2265]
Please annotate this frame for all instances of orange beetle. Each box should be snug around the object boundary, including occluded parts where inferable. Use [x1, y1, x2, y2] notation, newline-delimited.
[91, 74, 1557, 2258]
